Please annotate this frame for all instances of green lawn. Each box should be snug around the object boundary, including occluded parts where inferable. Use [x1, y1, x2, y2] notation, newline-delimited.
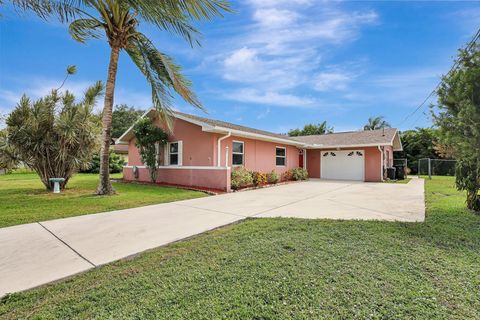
[384, 178, 412, 184]
[1, 177, 479, 319]
[0, 172, 206, 228]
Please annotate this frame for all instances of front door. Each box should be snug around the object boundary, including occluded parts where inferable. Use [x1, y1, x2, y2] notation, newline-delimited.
[299, 150, 304, 168]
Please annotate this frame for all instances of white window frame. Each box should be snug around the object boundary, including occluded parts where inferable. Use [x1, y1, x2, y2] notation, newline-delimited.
[165, 141, 182, 166]
[276, 146, 287, 167]
[232, 140, 244, 166]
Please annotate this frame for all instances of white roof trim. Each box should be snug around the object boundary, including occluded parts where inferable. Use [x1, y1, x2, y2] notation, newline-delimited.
[305, 142, 394, 149]
[116, 109, 153, 145]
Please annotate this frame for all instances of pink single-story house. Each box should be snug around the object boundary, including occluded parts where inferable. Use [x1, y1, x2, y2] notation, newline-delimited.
[118, 110, 403, 192]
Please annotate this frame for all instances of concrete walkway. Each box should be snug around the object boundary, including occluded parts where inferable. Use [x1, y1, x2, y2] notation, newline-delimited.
[0, 178, 424, 296]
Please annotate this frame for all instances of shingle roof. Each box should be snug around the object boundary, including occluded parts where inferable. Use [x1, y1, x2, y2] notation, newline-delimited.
[289, 128, 398, 147]
[118, 109, 399, 149]
[174, 111, 294, 141]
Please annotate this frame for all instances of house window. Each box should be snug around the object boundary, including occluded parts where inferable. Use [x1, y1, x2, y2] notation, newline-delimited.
[166, 141, 182, 166]
[276, 147, 286, 166]
[232, 141, 244, 165]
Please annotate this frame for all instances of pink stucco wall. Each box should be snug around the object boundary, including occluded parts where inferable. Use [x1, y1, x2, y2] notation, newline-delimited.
[383, 145, 394, 168]
[124, 117, 301, 191]
[364, 147, 382, 182]
[217, 136, 300, 174]
[123, 167, 231, 192]
[127, 118, 216, 167]
[306, 147, 383, 182]
[127, 118, 301, 174]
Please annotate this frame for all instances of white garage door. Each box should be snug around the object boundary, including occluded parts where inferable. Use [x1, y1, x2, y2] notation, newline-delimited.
[321, 150, 365, 181]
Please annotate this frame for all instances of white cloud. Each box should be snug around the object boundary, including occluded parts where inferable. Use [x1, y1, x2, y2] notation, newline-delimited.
[253, 8, 299, 28]
[313, 72, 352, 91]
[225, 89, 315, 108]
[0, 77, 152, 114]
[337, 68, 442, 114]
[257, 107, 271, 119]
[208, 1, 378, 108]
[223, 47, 260, 81]
[247, 0, 313, 8]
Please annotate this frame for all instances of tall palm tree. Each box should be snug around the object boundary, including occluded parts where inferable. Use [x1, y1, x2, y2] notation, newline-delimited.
[363, 116, 391, 131]
[12, 0, 231, 195]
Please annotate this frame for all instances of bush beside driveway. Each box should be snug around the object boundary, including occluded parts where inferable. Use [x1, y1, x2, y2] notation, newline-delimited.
[1, 177, 479, 319]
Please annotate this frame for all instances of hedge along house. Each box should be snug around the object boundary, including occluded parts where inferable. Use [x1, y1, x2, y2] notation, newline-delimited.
[118, 110, 403, 192]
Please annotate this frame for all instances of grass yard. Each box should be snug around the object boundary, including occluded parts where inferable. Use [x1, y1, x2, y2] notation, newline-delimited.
[1, 177, 479, 319]
[0, 172, 206, 228]
[385, 178, 411, 184]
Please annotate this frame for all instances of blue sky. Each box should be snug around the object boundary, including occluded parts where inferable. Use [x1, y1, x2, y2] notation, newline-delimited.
[1, 0, 479, 134]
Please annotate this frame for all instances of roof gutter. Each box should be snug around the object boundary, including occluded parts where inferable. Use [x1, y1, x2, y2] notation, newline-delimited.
[378, 145, 384, 182]
[217, 131, 231, 167]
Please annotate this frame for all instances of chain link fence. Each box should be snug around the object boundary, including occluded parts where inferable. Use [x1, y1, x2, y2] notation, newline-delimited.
[417, 158, 456, 178]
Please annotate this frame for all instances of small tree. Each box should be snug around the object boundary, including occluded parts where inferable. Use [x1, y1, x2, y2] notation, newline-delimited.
[434, 40, 480, 212]
[133, 118, 168, 182]
[112, 104, 144, 138]
[4, 82, 103, 190]
[0, 129, 21, 172]
[288, 121, 333, 136]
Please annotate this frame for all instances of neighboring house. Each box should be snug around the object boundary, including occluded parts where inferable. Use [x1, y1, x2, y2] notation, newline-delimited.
[118, 110, 402, 192]
[111, 143, 129, 163]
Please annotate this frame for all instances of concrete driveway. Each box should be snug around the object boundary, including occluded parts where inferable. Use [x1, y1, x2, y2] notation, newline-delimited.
[0, 178, 424, 296]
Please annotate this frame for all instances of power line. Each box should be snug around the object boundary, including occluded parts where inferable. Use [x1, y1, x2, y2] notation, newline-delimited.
[398, 27, 480, 128]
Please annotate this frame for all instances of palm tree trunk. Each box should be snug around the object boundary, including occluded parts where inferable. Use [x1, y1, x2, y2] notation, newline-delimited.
[96, 45, 120, 195]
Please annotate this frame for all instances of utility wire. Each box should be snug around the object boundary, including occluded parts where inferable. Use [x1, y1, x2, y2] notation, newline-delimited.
[398, 27, 480, 128]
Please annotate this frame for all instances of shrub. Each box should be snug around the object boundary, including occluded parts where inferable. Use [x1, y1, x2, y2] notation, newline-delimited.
[281, 170, 293, 182]
[252, 171, 267, 186]
[231, 166, 254, 189]
[80, 152, 126, 174]
[266, 170, 279, 184]
[3, 82, 103, 190]
[291, 167, 309, 181]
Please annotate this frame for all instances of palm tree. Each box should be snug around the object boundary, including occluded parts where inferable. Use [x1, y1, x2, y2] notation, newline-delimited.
[363, 116, 391, 131]
[12, 0, 231, 195]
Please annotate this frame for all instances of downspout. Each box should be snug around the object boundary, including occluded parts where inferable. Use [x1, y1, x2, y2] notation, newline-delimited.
[217, 131, 231, 167]
[377, 145, 384, 181]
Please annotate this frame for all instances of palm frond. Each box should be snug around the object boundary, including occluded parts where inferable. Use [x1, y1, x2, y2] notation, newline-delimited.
[11, 0, 85, 22]
[126, 37, 174, 123]
[124, 0, 231, 46]
[83, 80, 105, 107]
[69, 18, 104, 43]
[131, 0, 232, 20]
[126, 32, 203, 128]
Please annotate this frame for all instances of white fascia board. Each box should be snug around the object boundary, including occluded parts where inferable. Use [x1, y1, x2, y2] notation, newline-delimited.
[304, 142, 394, 149]
[116, 109, 154, 144]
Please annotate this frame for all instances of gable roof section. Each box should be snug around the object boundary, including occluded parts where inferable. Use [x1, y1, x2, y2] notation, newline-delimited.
[117, 109, 402, 150]
[117, 109, 303, 146]
[289, 128, 402, 150]
[174, 111, 293, 141]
